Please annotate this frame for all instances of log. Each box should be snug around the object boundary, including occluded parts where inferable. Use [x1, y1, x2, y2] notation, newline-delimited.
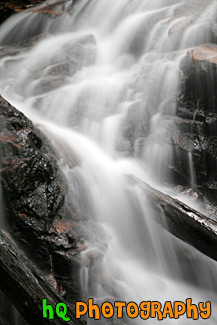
[0, 231, 86, 325]
[133, 177, 217, 261]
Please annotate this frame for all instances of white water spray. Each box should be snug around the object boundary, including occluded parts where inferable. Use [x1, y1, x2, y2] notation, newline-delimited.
[1, 0, 217, 323]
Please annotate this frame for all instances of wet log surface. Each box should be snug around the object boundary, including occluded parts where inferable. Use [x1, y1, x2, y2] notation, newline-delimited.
[0, 230, 85, 325]
[133, 177, 217, 262]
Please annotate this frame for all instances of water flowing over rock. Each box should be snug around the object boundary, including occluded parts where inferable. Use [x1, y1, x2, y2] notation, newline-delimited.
[1, 0, 217, 324]
[0, 1, 44, 25]
[171, 44, 217, 204]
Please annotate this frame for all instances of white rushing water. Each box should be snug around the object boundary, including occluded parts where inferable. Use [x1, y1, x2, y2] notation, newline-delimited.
[1, 0, 217, 323]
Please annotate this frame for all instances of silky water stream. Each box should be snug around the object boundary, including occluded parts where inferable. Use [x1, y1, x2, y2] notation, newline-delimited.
[0, 0, 217, 323]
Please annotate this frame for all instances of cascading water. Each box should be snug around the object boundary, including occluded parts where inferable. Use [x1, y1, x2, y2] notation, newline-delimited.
[1, 0, 217, 323]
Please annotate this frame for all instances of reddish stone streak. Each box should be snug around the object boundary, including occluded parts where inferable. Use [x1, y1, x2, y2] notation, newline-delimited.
[31, 0, 68, 17]
[32, 8, 62, 17]
[188, 45, 217, 63]
[18, 211, 28, 220]
[0, 135, 21, 149]
[52, 220, 73, 234]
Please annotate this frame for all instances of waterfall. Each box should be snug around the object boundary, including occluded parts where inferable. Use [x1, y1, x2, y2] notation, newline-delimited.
[1, 0, 217, 323]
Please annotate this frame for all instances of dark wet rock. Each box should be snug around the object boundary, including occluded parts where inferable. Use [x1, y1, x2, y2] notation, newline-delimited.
[133, 177, 217, 263]
[0, 290, 27, 325]
[0, 0, 74, 26]
[179, 44, 217, 113]
[30, 0, 75, 18]
[0, 96, 66, 258]
[167, 44, 217, 204]
[0, 1, 44, 25]
[0, 96, 103, 304]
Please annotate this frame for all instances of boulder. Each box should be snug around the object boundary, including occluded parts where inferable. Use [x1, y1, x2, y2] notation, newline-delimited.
[0, 96, 98, 303]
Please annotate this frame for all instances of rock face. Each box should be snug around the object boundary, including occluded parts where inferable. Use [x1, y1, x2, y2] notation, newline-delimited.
[0, 96, 91, 303]
[170, 44, 217, 207]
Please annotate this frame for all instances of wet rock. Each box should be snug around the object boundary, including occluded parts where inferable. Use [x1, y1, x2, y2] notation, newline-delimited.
[0, 1, 44, 25]
[0, 0, 74, 26]
[167, 1, 216, 50]
[0, 33, 96, 99]
[169, 44, 217, 203]
[134, 177, 217, 263]
[179, 44, 217, 113]
[0, 45, 23, 60]
[27, 34, 96, 96]
[30, 0, 75, 18]
[0, 290, 27, 325]
[18, 33, 49, 48]
[0, 96, 108, 307]
[46, 61, 72, 76]
[0, 96, 99, 303]
[169, 15, 195, 36]
[0, 0, 77, 45]
[0, 96, 66, 257]
[33, 76, 69, 95]
[211, 24, 217, 44]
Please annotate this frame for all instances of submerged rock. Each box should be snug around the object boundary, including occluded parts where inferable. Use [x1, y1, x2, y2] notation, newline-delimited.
[117, 101, 151, 157]
[0, 33, 96, 99]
